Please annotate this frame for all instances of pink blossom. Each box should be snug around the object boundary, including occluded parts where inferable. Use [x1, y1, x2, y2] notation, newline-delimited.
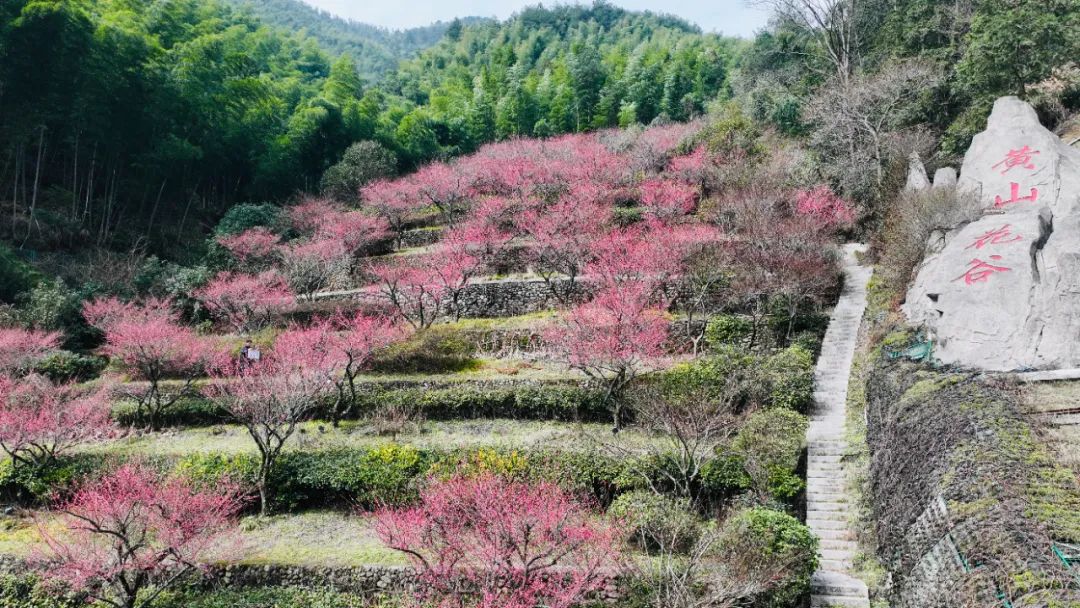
[518, 196, 610, 305]
[547, 283, 669, 430]
[0, 374, 113, 467]
[195, 271, 296, 333]
[0, 327, 60, 374]
[315, 210, 390, 253]
[361, 179, 425, 243]
[376, 475, 622, 608]
[83, 297, 209, 429]
[37, 462, 243, 608]
[369, 252, 477, 329]
[216, 227, 280, 264]
[640, 178, 699, 221]
[287, 198, 340, 234]
[204, 346, 333, 514]
[795, 184, 856, 229]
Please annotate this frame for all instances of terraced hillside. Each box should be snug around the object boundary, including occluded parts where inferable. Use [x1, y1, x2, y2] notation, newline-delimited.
[0, 119, 857, 607]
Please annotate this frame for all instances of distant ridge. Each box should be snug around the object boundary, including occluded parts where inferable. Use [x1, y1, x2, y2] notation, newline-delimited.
[221, 0, 490, 79]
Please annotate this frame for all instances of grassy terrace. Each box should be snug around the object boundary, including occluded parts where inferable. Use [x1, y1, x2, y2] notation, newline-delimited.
[0, 511, 406, 567]
[81, 419, 660, 457]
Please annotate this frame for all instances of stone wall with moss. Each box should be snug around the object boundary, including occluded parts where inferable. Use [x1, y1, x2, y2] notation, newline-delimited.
[864, 359, 1080, 607]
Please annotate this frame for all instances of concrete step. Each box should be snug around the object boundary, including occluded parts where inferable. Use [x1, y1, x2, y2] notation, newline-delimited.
[820, 539, 860, 551]
[819, 558, 854, 571]
[814, 528, 857, 541]
[808, 501, 850, 512]
[811, 571, 869, 596]
[808, 512, 851, 524]
[807, 517, 850, 528]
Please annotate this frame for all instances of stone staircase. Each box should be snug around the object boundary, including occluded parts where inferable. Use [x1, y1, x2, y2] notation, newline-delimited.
[807, 244, 872, 608]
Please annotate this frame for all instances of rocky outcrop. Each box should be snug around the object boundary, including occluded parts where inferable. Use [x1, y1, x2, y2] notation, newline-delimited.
[903, 96, 1080, 371]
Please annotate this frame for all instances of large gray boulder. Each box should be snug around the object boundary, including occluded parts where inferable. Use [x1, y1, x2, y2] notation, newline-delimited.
[903, 97, 1080, 371]
[904, 152, 931, 193]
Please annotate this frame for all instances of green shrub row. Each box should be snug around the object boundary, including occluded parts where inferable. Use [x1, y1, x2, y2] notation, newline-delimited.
[111, 382, 610, 428]
[0, 574, 393, 608]
[0, 444, 755, 514]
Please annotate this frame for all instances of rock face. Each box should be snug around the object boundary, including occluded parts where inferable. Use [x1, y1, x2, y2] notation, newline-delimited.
[904, 96, 1080, 371]
[904, 153, 931, 192]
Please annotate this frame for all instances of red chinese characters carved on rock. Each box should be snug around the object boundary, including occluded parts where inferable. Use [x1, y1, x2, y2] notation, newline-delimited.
[994, 182, 1038, 208]
[966, 224, 1023, 250]
[955, 255, 1011, 285]
[992, 146, 1040, 174]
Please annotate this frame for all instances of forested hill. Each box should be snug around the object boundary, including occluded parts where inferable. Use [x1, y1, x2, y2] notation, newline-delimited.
[220, 0, 489, 80]
[0, 0, 736, 259]
[385, 4, 738, 139]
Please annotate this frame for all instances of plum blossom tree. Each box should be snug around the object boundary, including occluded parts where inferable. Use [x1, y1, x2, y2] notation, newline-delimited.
[285, 198, 339, 234]
[794, 184, 856, 230]
[640, 178, 699, 222]
[376, 475, 622, 608]
[548, 283, 669, 432]
[412, 162, 472, 226]
[215, 227, 280, 268]
[37, 462, 243, 608]
[586, 224, 687, 300]
[204, 347, 333, 515]
[369, 252, 477, 329]
[195, 271, 295, 333]
[518, 196, 609, 305]
[313, 210, 390, 254]
[278, 238, 352, 300]
[361, 178, 424, 247]
[441, 197, 516, 272]
[273, 315, 403, 426]
[0, 327, 60, 375]
[83, 298, 209, 430]
[0, 374, 113, 469]
[667, 145, 714, 190]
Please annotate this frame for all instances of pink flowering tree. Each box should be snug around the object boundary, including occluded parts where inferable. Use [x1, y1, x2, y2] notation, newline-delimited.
[0, 374, 113, 469]
[285, 198, 339, 234]
[37, 462, 243, 608]
[273, 315, 403, 426]
[361, 178, 424, 247]
[794, 185, 856, 231]
[443, 197, 517, 269]
[412, 162, 472, 226]
[215, 227, 280, 269]
[0, 327, 60, 375]
[586, 224, 684, 300]
[278, 238, 352, 300]
[279, 199, 391, 299]
[548, 283, 669, 432]
[195, 271, 296, 333]
[83, 297, 209, 430]
[376, 474, 622, 608]
[518, 196, 609, 305]
[369, 252, 477, 329]
[204, 347, 333, 515]
[639, 178, 699, 222]
[667, 145, 714, 191]
[314, 210, 390, 254]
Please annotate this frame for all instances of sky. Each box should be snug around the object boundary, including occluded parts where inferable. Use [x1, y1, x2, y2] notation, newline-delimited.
[300, 0, 772, 38]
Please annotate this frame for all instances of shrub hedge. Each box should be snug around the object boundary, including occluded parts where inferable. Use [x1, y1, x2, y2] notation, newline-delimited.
[0, 443, 760, 514]
[111, 382, 610, 428]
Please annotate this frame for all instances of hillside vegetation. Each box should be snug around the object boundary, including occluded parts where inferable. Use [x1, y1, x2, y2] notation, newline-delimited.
[220, 0, 487, 80]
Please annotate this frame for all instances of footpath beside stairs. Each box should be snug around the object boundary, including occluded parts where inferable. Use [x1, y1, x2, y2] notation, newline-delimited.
[807, 244, 872, 608]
